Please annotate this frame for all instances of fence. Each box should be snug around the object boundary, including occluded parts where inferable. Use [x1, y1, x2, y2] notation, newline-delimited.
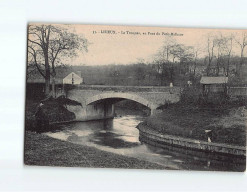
[229, 87, 247, 96]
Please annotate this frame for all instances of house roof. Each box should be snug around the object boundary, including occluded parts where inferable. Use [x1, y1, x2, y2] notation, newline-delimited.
[200, 76, 228, 84]
[27, 66, 82, 84]
[63, 72, 81, 79]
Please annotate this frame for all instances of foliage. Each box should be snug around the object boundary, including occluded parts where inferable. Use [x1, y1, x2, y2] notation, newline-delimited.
[180, 86, 201, 105]
[144, 102, 246, 146]
[27, 24, 88, 95]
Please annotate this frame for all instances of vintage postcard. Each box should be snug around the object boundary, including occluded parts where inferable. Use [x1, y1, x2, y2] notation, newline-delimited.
[25, 23, 246, 171]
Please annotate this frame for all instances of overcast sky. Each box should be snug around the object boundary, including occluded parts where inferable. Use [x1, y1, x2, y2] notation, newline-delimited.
[32, 24, 247, 66]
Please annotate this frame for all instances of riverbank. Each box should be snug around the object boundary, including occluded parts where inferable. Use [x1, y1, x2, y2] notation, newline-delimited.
[143, 103, 246, 147]
[137, 123, 246, 157]
[25, 98, 77, 132]
[24, 131, 168, 169]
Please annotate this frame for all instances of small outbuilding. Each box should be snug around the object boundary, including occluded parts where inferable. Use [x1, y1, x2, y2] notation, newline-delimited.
[200, 76, 228, 96]
[63, 72, 83, 85]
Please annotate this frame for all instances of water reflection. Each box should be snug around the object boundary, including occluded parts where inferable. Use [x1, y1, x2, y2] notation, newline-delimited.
[45, 115, 246, 171]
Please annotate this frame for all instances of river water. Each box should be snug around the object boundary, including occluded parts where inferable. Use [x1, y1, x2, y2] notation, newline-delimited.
[44, 110, 246, 171]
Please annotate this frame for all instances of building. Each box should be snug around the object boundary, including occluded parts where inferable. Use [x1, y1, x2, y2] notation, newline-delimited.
[26, 68, 84, 98]
[27, 69, 83, 85]
[63, 72, 83, 85]
[200, 76, 228, 96]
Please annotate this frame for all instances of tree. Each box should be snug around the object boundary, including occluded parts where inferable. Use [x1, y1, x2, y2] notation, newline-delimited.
[235, 31, 247, 77]
[191, 45, 201, 76]
[170, 44, 194, 75]
[28, 24, 88, 96]
[134, 64, 146, 85]
[203, 33, 235, 77]
[214, 33, 226, 76]
[152, 51, 166, 85]
[152, 36, 178, 85]
[223, 34, 234, 76]
[205, 33, 217, 76]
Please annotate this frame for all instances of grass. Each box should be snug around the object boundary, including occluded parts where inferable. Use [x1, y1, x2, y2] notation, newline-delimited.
[144, 103, 246, 147]
[24, 98, 168, 169]
[24, 131, 168, 169]
[25, 99, 41, 130]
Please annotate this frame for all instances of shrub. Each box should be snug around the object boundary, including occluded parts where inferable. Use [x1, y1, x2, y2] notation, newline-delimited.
[180, 86, 201, 105]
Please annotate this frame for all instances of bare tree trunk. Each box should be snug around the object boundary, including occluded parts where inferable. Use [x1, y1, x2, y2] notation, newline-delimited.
[235, 33, 247, 78]
[44, 62, 50, 96]
[216, 60, 220, 76]
[45, 75, 50, 97]
[170, 66, 174, 83]
[206, 37, 215, 76]
[51, 76, 56, 97]
[226, 55, 230, 76]
[193, 61, 196, 76]
[44, 47, 50, 96]
[226, 37, 233, 77]
[238, 48, 244, 78]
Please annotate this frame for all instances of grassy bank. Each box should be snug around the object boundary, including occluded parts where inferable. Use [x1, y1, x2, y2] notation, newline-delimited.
[24, 131, 168, 169]
[144, 103, 246, 147]
[24, 98, 168, 169]
[25, 98, 76, 132]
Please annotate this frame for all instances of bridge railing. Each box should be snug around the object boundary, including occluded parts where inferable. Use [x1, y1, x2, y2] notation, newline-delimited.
[74, 84, 181, 93]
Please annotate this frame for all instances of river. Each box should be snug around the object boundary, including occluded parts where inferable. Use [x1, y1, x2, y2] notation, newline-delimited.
[44, 108, 246, 171]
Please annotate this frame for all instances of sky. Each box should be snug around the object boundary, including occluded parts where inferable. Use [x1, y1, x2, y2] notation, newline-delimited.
[31, 23, 247, 66]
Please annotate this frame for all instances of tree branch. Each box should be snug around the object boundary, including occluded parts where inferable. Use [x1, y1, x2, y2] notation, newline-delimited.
[28, 46, 45, 78]
[28, 39, 42, 48]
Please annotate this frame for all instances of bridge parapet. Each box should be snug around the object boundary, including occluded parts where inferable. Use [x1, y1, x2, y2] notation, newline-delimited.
[65, 87, 180, 121]
[67, 88, 180, 108]
[73, 85, 181, 93]
[86, 92, 159, 110]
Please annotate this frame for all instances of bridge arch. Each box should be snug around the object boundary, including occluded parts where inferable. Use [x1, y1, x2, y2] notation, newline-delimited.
[85, 92, 159, 111]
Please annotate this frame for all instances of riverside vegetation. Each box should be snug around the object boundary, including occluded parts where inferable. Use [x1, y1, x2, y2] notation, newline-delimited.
[142, 87, 246, 147]
[24, 85, 246, 168]
[24, 98, 168, 169]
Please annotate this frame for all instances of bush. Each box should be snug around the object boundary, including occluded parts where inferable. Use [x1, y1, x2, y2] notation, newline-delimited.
[180, 86, 234, 109]
[25, 97, 77, 133]
[180, 86, 201, 105]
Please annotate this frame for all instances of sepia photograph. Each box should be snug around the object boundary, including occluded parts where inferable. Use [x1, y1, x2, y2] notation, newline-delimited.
[24, 23, 246, 172]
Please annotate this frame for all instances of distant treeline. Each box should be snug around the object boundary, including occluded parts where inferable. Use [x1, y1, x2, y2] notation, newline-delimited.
[29, 55, 247, 87]
[28, 56, 247, 87]
[70, 63, 190, 86]
[65, 56, 247, 86]
[27, 26, 247, 96]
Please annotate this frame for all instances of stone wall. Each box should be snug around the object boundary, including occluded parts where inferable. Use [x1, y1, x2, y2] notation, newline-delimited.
[137, 123, 246, 156]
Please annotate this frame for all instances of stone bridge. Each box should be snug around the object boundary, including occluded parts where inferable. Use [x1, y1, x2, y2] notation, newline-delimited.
[62, 85, 181, 121]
